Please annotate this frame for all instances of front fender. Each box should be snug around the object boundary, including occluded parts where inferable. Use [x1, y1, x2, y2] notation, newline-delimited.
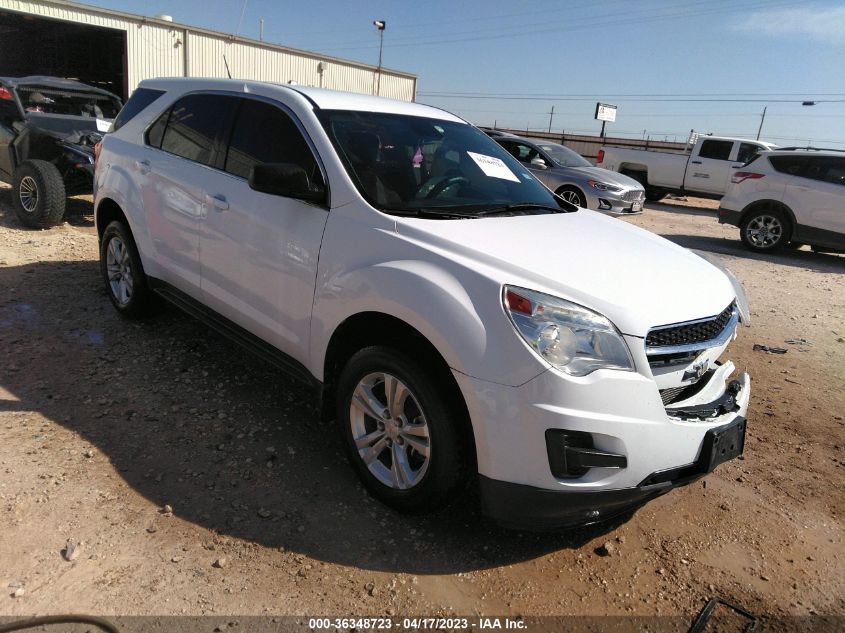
[309, 258, 547, 387]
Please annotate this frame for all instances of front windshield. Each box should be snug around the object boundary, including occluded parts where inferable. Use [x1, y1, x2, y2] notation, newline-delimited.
[318, 110, 561, 215]
[17, 85, 121, 119]
[539, 143, 592, 168]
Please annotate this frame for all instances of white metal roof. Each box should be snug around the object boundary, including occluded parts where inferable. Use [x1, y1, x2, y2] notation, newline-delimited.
[139, 77, 464, 122]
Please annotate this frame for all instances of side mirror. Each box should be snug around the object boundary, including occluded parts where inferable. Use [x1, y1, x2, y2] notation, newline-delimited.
[248, 162, 326, 203]
[530, 157, 548, 169]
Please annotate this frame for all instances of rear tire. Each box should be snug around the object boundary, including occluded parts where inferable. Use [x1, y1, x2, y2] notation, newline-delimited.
[645, 187, 666, 202]
[12, 160, 66, 228]
[100, 220, 161, 318]
[740, 205, 792, 253]
[336, 346, 467, 514]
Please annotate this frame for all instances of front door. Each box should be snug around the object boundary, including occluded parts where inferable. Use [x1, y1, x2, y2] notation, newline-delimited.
[686, 139, 736, 195]
[200, 96, 329, 363]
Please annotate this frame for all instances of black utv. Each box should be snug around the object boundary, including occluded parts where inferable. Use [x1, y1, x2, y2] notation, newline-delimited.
[0, 76, 122, 228]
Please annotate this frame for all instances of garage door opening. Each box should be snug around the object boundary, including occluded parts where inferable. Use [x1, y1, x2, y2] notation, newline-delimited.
[0, 9, 127, 99]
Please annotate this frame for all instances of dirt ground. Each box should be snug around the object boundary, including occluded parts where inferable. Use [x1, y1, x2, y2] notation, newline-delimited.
[0, 189, 843, 629]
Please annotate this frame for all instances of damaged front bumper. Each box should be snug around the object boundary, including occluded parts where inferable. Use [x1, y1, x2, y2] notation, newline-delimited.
[456, 345, 751, 530]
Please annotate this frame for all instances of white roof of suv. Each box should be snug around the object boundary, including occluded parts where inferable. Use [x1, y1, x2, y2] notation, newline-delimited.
[139, 77, 464, 122]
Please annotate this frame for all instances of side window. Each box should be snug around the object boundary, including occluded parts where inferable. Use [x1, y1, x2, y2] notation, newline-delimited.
[698, 140, 733, 161]
[804, 157, 845, 186]
[159, 94, 233, 166]
[224, 98, 322, 188]
[146, 110, 168, 148]
[111, 88, 164, 132]
[769, 155, 808, 176]
[737, 143, 762, 164]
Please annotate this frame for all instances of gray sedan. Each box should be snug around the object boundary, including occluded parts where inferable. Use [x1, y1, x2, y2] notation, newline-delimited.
[495, 136, 645, 215]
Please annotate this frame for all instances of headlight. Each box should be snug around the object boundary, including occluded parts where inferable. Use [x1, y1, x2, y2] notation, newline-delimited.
[691, 250, 751, 326]
[503, 286, 635, 376]
[587, 180, 622, 192]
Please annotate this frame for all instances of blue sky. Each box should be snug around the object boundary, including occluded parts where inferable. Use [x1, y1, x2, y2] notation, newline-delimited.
[87, 0, 845, 147]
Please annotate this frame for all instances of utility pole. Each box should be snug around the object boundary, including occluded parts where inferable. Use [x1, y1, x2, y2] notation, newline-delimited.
[373, 20, 386, 96]
[259, 19, 264, 41]
[756, 106, 767, 140]
[547, 105, 555, 133]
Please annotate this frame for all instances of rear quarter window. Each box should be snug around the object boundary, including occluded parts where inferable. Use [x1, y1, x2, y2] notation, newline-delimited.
[769, 155, 809, 176]
[110, 87, 164, 132]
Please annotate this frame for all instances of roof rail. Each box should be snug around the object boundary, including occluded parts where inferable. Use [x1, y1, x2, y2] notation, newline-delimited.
[775, 146, 845, 153]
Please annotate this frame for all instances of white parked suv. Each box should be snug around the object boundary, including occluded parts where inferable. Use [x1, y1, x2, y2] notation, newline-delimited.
[95, 78, 752, 529]
[719, 148, 845, 253]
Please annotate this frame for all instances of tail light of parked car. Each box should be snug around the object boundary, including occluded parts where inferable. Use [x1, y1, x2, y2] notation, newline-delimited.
[596, 149, 605, 165]
[0, 88, 13, 101]
[731, 172, 764, 184]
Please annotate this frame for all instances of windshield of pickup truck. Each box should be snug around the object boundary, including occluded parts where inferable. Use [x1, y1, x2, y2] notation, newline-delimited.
[318, 110, 564, 216]
[16, 85, 121, 119]
[539, 143, 592, 168]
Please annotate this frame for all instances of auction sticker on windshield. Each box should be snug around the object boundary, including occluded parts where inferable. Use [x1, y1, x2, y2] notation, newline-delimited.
[467, 151, 520, 182]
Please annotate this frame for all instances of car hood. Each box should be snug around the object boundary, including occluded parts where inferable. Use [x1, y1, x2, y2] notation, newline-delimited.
[553, 165, 642, 189]
[396, 209, 735, 337]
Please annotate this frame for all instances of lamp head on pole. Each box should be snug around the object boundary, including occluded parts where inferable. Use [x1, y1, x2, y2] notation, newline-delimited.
[374, 20, 386, 30]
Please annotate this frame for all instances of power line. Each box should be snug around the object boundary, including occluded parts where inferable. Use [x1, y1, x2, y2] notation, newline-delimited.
[313, 0, 800, 52]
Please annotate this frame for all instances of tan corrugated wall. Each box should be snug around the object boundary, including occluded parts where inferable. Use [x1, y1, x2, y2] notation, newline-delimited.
[0, 0, 416, 101]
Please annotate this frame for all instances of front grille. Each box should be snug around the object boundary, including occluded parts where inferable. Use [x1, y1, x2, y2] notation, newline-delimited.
[646, 303, 735, 349]
[660, 386, 687, 405]
[623, 189, 645, 202]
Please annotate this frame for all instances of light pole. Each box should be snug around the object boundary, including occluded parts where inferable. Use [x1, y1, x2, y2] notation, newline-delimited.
[756, 106, 767, 140]
[373, 20, 386, 96]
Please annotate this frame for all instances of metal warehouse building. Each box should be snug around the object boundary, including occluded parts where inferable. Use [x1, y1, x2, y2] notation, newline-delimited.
[0, 0, 417, 102]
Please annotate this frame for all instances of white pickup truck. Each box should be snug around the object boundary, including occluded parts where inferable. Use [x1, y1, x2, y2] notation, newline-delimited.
[597, 136, 776, 201]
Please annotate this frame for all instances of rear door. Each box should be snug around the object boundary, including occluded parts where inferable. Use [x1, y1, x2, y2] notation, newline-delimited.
[685, 139, 736, 195]
[141, 93, 237, 297]
[199, 96, 329, 362]
[782, 156, 845, 243]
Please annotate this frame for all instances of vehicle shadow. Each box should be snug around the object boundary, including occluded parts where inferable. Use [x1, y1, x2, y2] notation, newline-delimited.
[663, 233, 845, 273]
[0, 260, 627, 575]
[646, 200, 717, 218]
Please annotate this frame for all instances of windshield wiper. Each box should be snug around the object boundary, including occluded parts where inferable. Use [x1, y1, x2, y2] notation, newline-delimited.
[470, 202, 569, 217]
[384, 207, 479, 219]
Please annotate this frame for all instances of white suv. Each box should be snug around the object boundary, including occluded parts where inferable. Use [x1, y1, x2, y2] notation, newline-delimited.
[95, 78, 752, 530]
[719, 148, 845, 253]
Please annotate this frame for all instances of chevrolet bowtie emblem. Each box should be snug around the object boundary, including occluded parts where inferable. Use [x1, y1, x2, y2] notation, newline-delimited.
[683, 359, 709, 382]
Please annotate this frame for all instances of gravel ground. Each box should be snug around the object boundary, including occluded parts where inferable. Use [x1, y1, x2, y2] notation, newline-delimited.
[0, 189, 842, 627]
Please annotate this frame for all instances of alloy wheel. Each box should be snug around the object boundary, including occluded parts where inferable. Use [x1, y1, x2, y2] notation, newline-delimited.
[18, 176, 38, 213]
[746, 214, 783, 248]
[106, 236, 134, 306]
[349, 372, 431, 490]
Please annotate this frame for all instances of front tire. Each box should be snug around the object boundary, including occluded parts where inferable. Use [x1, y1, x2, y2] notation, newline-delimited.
[557, 186, 587, 208]
[12, 160, 66, 228]
[336, 346, 467, 514]
[740, 206, 792, 252]
[100, 221, 160, 318]
[645, 187, 666, 202]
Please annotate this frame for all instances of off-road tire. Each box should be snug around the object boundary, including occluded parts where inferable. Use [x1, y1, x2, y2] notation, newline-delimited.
[12, 160, 66, 228]
[336, 346, 467, 514]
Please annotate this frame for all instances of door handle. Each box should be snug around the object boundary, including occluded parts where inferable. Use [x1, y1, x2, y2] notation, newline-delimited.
[690, 160, 702, 164]
[134, 160, 151, 174]
[205, 193, 229, 211]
